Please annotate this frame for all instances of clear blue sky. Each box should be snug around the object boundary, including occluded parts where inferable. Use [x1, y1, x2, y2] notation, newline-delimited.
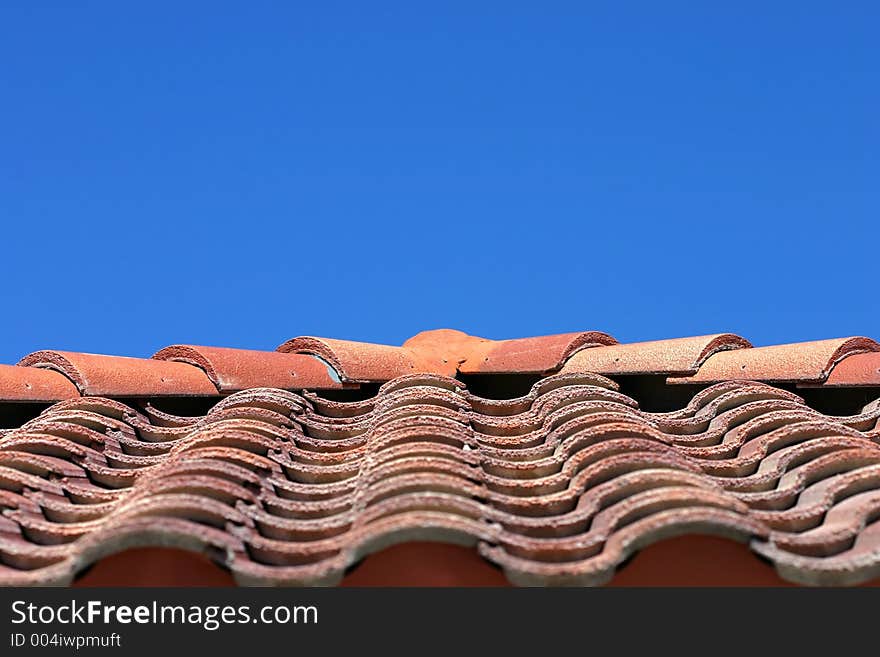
[1, 3, 876, 363]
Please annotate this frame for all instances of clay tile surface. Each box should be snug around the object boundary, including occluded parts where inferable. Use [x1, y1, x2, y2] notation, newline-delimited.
[278, 330, 617, 381]
[402, 329, 485, 377]
[456, 331, 617, 374]
[2, 370, 880, 587]
[18, 351, 219, 397]
[561, 334, 752, 376]
[0, 364, 80, 402]
[3, 328, 880, 588]
[277, 337, 419, 382]
[816, 352, 880, 388]
[153, 345, 344, 392]
[670, 337, 880, 384]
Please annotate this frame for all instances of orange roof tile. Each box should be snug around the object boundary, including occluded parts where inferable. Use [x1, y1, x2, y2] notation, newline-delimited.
[153, 345, 344, 391]
[1, 373, 879, 587]
[668, 337, 880, 384]
[276, 336, 419, 382]
[812, 352, 880, 388]
[0, 364, 80, 402]
[561, 334, 751, 376]
[2, 329, 880, 587]
[3, 330, 880, 401]
[457, 331, 617, 374]
[17, 351, 218, 397]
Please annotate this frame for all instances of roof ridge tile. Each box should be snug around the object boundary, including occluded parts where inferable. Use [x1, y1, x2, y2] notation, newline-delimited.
[561, 333, 752, 376]
[669, 336, 880, 384]
[153, 345, 344, 392]
[17, 350, 219, 397]
[0, 364, 80, 402]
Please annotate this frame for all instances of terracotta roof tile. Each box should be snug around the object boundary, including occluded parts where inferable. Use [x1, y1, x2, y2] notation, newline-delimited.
[0, 364, 80, 402]
[561, 334, 751, 376]
[817, 352, 880, 388]
[152, 345, 344, 392]
[402, 328, 619, 375]
[17, 351, 218, 397]
[276, 337, 419, 382]
[276, 330, 618, 382]
[457, 331, 617, 374]
[669, 337, 880, 384]
[4, 329, 880, 587]
[401, 329, 482, 376]
[11, 332, 877, 397]
[1, 370, 879, 586]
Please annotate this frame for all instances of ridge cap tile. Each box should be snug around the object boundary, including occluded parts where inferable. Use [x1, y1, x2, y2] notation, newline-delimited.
[152, 345, 344, 392]
[5, 331, 878, 400]
[276, 336, 419, 382]
[457, 331, 618, 375]
[803, 351, 880, 388]
[278, 329, 618, 380]
[669, 336, 880, 384]
[0, 363, 81, 402]
[561, 333, 752, 376]
[17, 350, 219, 397]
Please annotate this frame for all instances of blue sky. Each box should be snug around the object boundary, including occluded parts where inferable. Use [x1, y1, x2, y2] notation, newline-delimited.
[1, 3, 876, 363]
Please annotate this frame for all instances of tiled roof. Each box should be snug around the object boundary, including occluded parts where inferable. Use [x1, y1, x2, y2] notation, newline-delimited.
[1, 329, 880, 586]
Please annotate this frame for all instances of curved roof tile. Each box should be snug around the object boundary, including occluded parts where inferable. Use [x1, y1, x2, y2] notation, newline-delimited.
[276, 337, 419, 382]
[401, 329, 483, 377]
[561, 334, 751, 376]
[1, 373, 879, 586]
[814, 352, 880, 388]
[3, 330, 878, 402]
[153, 345, 343, 392]
[458, 331, 617, 374]
[18, 351, 218, 397]
[669, 337, 880, 384]
[0, 364, 80, 402]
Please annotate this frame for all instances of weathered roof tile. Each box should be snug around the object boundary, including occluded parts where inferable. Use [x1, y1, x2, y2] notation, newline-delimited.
[17, 351, 218, 397]
[153, 345, 344, 391]
[562, 334, 751, 376]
